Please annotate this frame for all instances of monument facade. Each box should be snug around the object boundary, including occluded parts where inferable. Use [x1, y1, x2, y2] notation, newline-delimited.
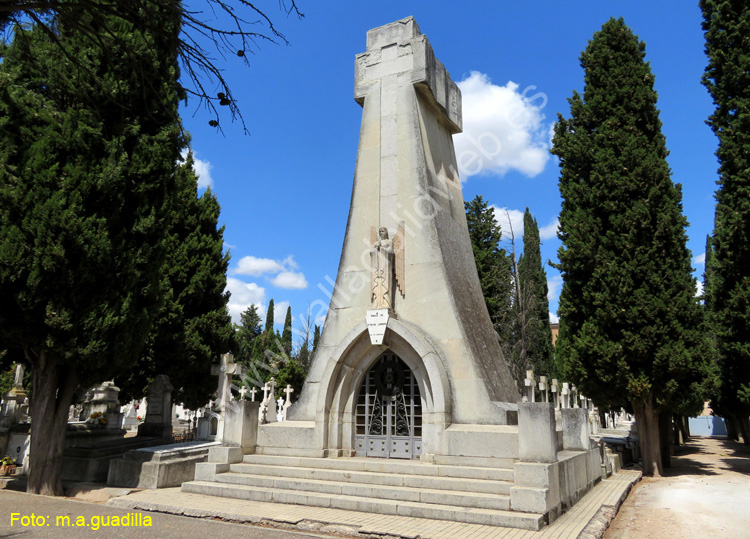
[257, 16, 520, 462]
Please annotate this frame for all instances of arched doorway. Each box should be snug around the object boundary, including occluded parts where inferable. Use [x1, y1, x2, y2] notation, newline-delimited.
[355, 351, 422, 459]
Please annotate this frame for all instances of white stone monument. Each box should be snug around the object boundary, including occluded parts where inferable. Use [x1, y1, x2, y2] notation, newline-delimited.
[255, 17, 520, 461]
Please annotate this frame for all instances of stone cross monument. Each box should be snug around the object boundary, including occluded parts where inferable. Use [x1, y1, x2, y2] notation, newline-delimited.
[256, 17, 520, 461]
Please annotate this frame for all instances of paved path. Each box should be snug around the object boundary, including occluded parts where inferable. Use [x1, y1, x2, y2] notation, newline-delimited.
[606, 436, 750, 539]
[105, 470, 641, 538]
[0, 489, 325, 538]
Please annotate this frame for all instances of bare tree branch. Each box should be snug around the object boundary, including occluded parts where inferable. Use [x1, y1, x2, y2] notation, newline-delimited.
[1, 0, 304, 134]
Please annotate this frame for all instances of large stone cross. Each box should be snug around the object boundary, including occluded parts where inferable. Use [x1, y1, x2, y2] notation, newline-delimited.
[353, 17, 462, 231]
[210, 353, 242, 412]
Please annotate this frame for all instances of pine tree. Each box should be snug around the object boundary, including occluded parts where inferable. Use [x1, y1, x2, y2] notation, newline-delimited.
[117, 152, 233, 410]
[700, 0, 750, 443]
[0, 2, 184, 494]
[551, 18, 707, 476]
[516, 209, 556, 378]
[464, 196, 514, 340]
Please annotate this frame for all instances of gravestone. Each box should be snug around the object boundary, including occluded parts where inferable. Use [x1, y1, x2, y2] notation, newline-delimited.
[137, 375, 174, 439]
[79, 381, 122, 429]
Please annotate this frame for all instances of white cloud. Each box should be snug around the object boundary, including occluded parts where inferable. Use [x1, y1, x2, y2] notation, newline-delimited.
[181, 149, 214, 189]
[696, 281, 704, 297]
[693, 253, 706, 266]
[234, 256, 285, 277]
[454, 72, 551, 180]
[492, 205, 525, 242]
[539, 218, 560, 240]
[225, 277, 266, 324]
[549, 312, 560, 324]
[314, 313, 327, 327]
[232, 255, 309, 290]
[274, 301, 290, 325]
[547, 275, 563, 302]
[271, 271, 308, 290]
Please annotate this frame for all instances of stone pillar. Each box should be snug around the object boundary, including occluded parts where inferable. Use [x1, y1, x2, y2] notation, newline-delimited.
[562, 407, 590, 451]
[517, 402, 557, 463]
[511, 402, 562, 523]
[223, 400, 259, 450]
[137, 375, 174, 439]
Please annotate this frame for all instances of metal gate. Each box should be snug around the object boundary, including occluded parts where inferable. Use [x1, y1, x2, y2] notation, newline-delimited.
[355, 352, 422, 459]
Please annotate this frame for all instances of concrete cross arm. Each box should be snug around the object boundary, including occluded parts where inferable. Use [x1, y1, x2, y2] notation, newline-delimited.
[353, 16, 461, 134]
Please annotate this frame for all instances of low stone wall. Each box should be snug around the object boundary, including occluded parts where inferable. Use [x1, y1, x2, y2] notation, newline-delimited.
[108, 441, 220, 489]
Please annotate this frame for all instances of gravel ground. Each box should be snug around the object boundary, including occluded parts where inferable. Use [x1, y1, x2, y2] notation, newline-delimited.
[605, 435, 750, 539]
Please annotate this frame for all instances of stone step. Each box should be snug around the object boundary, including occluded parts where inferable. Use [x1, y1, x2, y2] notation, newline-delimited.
[241, 454, 515, 481]
[216, 472, 510, 510]
[181, 480, 544, 530]
[229, 462, 512, 495]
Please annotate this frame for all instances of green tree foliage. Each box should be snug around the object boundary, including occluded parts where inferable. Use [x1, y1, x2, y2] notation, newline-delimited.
[700, 0, 750, 443]
[1, 0, 304, 132]
[312, 325, 321, 354]
[281, 305, 293, 357]
[551, 18, 707, 476]
[117, 152, 233, 410]
[516, 208, 557, 378]
[234, 304, 262, 368]
[0, 2, 184, 494]
[464, 195, 514, 340]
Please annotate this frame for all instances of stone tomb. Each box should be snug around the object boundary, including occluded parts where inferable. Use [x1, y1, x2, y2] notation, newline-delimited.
[183, 18, 605, 529]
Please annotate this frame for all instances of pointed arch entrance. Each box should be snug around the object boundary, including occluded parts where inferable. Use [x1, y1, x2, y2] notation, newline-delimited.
[355, 351, 422, 459]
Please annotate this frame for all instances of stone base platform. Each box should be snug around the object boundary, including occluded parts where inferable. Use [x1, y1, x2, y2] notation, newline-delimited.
[108, 440, 221, 489]
[108, 469, 641, 538]
[183, 453, 543, 530]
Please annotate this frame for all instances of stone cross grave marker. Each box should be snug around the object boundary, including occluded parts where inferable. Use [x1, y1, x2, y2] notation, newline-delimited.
[250, 387, 257, 401]
[551, 379, 559, 408]
[524, 370, 536, 403]
[539, 376, 549, 403]
[282, 385, 294, 420]
[561, 382, 570, 409]
[210, 353, 242, 412]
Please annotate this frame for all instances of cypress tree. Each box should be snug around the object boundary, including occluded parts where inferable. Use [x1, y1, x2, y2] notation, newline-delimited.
[464, 196, 514, 340]
[234, 304, 262, 368]
[0, 1, 184, 494]
[551, 18, 707, 476]
[312, 325, 321, 354]
[281, 305, 293, 357]
[516, 208, 556, 378]
[117, 152, 234, 410]
[700, 0, 750, 443]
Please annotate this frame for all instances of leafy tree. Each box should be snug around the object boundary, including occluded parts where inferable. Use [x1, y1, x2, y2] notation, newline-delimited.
[516, 208, 557, 378]
[117, 152, 233, 410]
[551, 18, 707, 476]
[0, 4, 183, 494]
[1, 0, 304, 131]
[464, 196, 514, 343]
[700, 0, 750, 444]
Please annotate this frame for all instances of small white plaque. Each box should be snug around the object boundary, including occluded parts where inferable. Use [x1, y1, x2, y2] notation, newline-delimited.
[366, 309, 389, 345]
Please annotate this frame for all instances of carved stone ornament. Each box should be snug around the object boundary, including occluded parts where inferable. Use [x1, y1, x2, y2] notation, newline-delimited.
[370, 221, 405, 309]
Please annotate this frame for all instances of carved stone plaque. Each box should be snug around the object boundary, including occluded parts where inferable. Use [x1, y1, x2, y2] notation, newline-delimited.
[366, 309, 389, 345]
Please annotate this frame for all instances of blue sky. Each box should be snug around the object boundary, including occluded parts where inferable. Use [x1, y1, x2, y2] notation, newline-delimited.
[180, 2, 717, 337]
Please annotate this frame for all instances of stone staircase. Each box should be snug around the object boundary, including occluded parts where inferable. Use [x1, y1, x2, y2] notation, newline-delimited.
[181, 454, 545, 530]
